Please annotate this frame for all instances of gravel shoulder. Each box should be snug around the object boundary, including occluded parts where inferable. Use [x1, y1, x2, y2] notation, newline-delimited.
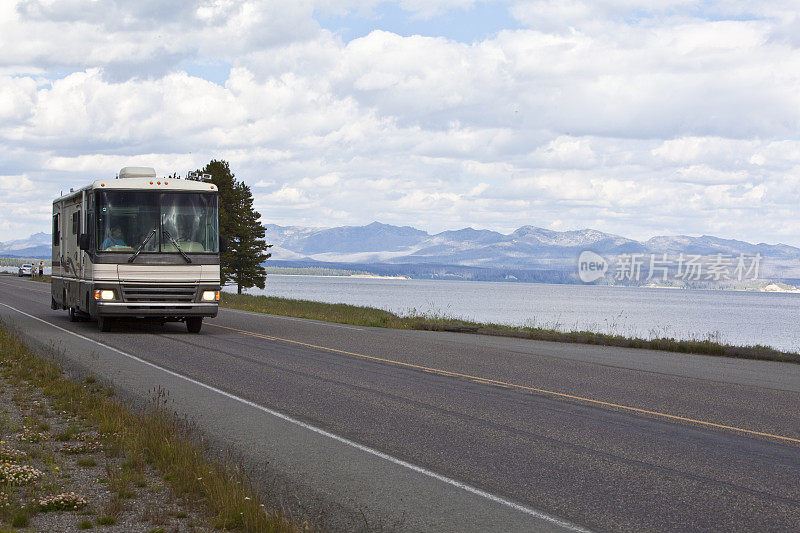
[0, 371, 209, 532]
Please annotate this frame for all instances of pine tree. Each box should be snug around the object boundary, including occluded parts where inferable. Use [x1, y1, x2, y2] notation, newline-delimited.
[202, 160, 271, 293]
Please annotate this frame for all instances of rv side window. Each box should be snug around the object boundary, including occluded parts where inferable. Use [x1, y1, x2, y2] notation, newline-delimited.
[52, 214, 60, 247]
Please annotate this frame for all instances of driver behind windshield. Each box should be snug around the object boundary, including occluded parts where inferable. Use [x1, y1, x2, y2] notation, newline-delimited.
[101, 226, 127, 249]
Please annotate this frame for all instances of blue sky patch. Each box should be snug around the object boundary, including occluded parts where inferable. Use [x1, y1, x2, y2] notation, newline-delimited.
[179, 60, 232, 86]
[316, 1, 521, 43]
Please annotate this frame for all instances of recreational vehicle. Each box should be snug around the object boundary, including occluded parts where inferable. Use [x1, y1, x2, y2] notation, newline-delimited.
[51, 167, 222, 332]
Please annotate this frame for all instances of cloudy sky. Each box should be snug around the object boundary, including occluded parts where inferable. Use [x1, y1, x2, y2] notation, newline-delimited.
[2, 0, 799, 245]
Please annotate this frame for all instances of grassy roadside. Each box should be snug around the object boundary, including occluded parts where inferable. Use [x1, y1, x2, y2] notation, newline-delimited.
[219, 293, 800, 364]
[20, 274, 797, 363]
[0, 324, 298, 532]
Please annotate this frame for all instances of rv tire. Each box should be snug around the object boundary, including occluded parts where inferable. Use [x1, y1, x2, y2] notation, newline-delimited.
[97, 316, 113, 332]
[186, 317, 203, 333]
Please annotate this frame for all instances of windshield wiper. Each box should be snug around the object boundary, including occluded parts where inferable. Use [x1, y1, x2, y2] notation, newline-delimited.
[127, 227, 157, 263]
[162, 228, 192, 263]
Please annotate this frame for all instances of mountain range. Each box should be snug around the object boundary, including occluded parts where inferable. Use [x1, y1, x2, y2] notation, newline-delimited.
[0, 232, 51, 259]
[265, 221, 800, 274]
[4, 223, 800, 284]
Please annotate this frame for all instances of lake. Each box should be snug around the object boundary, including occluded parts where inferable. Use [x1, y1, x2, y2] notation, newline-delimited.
[237, 275, 800, 352]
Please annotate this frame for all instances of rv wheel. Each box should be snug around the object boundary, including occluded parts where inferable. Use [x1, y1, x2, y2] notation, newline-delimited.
[97, 316, 113, 332]
[186, 317, 203, 333]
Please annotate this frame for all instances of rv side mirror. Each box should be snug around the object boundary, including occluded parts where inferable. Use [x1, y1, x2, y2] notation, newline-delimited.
[78, 233, 90, 251]
[219, 236, 229, 253]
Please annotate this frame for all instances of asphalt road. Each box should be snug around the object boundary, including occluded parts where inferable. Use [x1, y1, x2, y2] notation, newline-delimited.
[1, 275, 798, 532]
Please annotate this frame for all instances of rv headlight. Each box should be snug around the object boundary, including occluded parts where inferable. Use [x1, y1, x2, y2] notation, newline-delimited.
[202, 290, 220, 302]
[93, 289, 115, 301]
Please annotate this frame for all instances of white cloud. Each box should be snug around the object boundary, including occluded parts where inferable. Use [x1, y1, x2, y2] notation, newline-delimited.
[0, 76, 37, 123]
[533, 136, 597, 168]
[1, 1, 322, 77]
[43, 153, 203, 176]
[673, 165, 752, 185]
[298, 172, 341, 187]
[266, 186, 310, 204]
[1, 1, 800, 246]
[0, 174, 35, 192]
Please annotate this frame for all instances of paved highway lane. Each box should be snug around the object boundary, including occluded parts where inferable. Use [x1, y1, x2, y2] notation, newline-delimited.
[1, 276, 799, 532]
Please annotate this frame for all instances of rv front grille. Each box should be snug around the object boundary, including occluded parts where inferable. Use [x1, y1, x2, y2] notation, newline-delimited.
[121, 284, 197, 303]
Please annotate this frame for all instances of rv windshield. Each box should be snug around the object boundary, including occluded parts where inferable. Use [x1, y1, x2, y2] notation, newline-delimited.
[96, 191, 218, 253]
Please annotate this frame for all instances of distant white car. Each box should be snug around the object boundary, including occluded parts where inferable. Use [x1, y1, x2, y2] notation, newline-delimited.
[18, 264, 33, 277]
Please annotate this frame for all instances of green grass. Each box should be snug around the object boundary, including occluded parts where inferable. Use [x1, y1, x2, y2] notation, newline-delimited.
[220, 292, 800, 364]
[221, 293, 408, 329]
[0, 326, 297, 532]
[2, 271, 51, 282]
[10, 509, 29, 528]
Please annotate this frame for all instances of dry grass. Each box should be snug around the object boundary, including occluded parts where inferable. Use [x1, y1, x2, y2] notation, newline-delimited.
[0, 325, 299, 532]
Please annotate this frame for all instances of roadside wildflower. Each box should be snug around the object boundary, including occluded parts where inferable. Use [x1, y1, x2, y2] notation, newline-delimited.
[61, 441, 103, 454]
[0, 462, 44, 485]
[15, 427, 50, 443]
[39, 492, 89, 511]
[0, 445, 27, 462]
[75, 431, 103, 442]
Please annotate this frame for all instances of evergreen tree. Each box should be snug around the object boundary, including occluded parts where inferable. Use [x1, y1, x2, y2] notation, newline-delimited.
[201, 160, 271, 293]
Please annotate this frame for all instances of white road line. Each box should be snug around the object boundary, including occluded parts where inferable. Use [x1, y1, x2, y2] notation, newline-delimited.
[0, 301, 588, 533]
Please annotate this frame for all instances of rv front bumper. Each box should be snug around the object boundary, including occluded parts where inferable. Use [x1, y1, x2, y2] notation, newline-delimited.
[96, 302, 219, 318]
